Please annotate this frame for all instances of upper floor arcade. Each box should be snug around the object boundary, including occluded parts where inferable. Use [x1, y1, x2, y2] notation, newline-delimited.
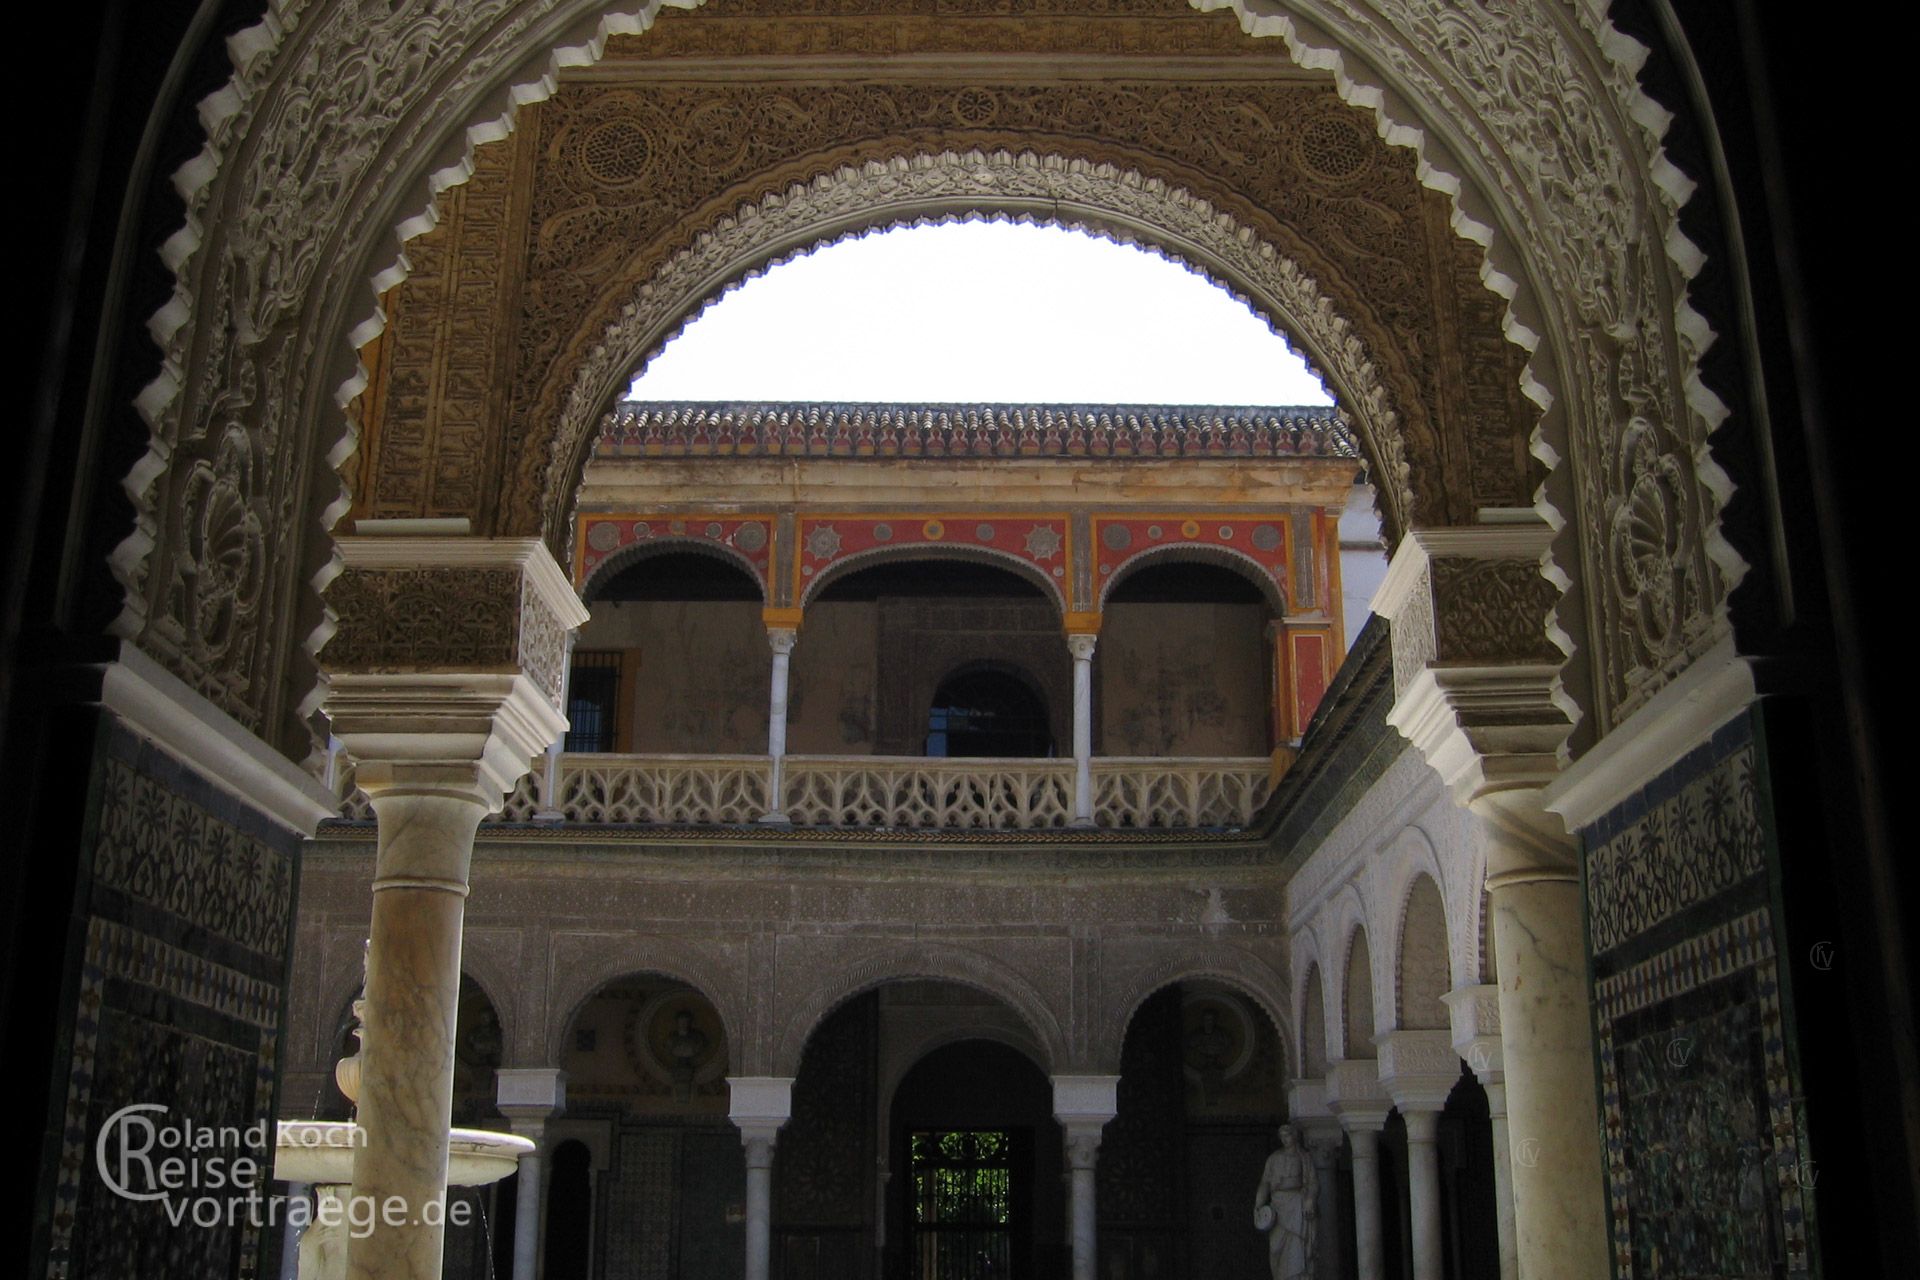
[330, 399, 1384, 833]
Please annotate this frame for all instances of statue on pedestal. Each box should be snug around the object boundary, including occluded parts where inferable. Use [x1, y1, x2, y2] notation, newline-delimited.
[1253, 1123, 1317, 1280]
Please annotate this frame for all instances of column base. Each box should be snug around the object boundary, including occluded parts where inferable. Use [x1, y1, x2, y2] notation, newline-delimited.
[757, 811, 792, 827]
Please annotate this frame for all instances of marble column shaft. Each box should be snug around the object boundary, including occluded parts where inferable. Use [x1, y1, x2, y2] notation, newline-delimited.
[743, 1135, 776, 1280]
[1476, 792, 1608, 1279]
[1347, 1127, 1385, 1280]
[1486, 1082, 1519, 1280]
[346, 789, 488, 1280]
[1068, 633, 1096, 825]
[506, 1121, 546, 1280]
[1065, 1131, 1101, 1280]
[763, 627, 797, 821]
[1402, 1110, 1444, 1280]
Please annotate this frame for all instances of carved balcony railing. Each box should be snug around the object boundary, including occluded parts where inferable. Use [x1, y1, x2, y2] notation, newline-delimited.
[782, 757, 1075, 829]
[332, 754, 1274, 831]
[1091, 758, 1274, 829]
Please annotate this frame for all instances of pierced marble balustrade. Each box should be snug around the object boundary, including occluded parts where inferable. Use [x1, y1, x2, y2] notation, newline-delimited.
[335, 754, 1273, 831]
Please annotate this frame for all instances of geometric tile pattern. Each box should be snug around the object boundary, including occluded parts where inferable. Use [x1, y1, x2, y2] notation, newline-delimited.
[1584, 710, 1813, 1279]
[1594, 911, 1810, 1277]
[41, 724, 297, 1280]
[1583, 723, 1765, 956]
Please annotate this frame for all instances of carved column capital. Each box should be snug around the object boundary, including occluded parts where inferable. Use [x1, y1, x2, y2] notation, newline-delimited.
[322, 536, 588, 806]
[496, 1067, 567, 1136]
[728, 1075, 794, 1153]
[1324, 1059, 1392, 1132]
[1066, 632, 1099, 662]
[1372, 526, 1572, 803]
[1376, 1029, 1460, 1116]
[1052, 1073, 1119, 1167]
[1442, 985, 1505, 1085]
[766, 626, 798, 657]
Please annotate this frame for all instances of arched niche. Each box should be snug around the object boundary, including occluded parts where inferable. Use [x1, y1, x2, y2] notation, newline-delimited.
[1343, 926, 1376, 1061]
[1396, 875, 1450, 1032]
[772, 941, 1067, 1079]
[1098, 554, 1281, 757]
[557, 971, 732, 1115]
[1299, 962, 1328, 1079]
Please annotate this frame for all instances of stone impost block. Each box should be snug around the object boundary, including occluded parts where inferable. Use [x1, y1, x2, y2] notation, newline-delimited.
[1371, 525, 1573, 802]
[1375, 1029, 1463, 1114]
[323, 536, 587, 806]
[1324, 1058, 1392, 1130]
[496, 1067, 567, 1119]
[728, 1076, 795, 1142]
[1052, 1075, 1121, 1130]
[1442, 985, 1504, 1082]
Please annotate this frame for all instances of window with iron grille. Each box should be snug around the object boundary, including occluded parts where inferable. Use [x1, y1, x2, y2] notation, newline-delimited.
[565, 651, 624, 753]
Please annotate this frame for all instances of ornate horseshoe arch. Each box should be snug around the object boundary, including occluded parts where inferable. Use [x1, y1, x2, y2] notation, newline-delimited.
[542, 149, 1418, 564]
[110, 0, 1732, 760]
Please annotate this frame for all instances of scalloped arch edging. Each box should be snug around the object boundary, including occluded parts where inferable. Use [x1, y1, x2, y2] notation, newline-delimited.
[547, 150, 1407, 557]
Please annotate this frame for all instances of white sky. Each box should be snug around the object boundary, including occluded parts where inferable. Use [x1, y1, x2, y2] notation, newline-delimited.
[628, 221, 1335, 405]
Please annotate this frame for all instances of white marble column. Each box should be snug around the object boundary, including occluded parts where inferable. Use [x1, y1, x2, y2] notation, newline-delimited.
[1401, 1109, 1444, 1280]
[1053, 1075, 1119, 1280]
[1067, 632, 1097, 826]
[760, 627, 798, 824]
[1345, 1121, 1387, 1280]
[1485, 1079, 1519, 1280]
[1378, 1030, 1456, 1280]
[1473, 791, 1608, 1279]
[1325, 1060, 1390, 1280]
[730, 1077, 794, 1280]
[325, 534, 583, 1280]
[345, 782, 491, 1278]
[498, 1069, 566, 1280]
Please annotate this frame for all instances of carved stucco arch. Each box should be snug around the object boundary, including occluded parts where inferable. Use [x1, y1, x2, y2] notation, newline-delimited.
[1296, 958, 1328, 1077]
[543, 941, 749, 1069]
[1390, 870, 1450, 1032]
[772, 941, 1067, 1078]
[579, 535, 769, 604]
[797, 538, 1067, 617]
[1336, 914, 1376, 1061]
[117, 0, 1735, 760]
[542, 150, 1413, 560]
[1370, 824, 1446, 1015]
[1093, 947, 1292, 1072]
[1096, 540, 1290, 618]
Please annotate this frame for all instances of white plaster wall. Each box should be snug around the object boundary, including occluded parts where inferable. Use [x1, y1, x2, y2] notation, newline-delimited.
[1285, 741, 1490, 1063]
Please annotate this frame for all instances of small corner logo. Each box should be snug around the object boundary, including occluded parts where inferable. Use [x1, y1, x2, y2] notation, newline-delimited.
[1514, 1137, 1541, 1168]
[1809, 941, 1834, 971]
[1664, 1036, 1694, 1068]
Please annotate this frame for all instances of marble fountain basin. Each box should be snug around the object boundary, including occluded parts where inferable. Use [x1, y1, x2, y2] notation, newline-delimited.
[275, 1120, 532, 1186]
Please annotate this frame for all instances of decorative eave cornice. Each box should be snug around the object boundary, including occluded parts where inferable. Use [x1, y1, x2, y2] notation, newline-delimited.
[598, 401, 1357, 462]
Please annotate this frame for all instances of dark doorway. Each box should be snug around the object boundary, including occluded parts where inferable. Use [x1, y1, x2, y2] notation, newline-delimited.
[1438, 1069, 1499, 1280]
[544, 1140, 594, 1280]
[888, 1040, 1064, 1280]
[926, 667, 1054, 758]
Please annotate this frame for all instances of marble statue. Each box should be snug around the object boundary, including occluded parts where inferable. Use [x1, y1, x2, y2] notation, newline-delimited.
[1253, 1123, 1317, 1280]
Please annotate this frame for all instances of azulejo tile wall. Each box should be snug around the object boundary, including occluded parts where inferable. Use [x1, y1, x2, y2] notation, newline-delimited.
[42, 719, 299, 1280]
[1583, 713, 1813, 1278]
